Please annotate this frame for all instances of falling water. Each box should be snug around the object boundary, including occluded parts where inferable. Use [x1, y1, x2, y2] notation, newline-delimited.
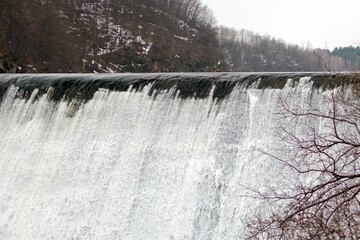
[0, 73, 356, 239]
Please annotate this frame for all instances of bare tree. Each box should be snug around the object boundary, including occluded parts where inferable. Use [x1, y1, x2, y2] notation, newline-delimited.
[246, 75, 360, 239]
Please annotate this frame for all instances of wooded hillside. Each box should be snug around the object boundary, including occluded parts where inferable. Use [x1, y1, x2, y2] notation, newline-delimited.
[0, 1, 359, 73]
[218, 26, 360, 72]
[0, 0, 226, 73]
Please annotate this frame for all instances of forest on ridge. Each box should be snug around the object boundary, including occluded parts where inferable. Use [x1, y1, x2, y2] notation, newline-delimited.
[0, 0, 359, 73]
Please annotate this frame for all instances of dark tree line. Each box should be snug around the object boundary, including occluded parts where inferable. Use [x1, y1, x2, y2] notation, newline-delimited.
[332, 46, 360, 69]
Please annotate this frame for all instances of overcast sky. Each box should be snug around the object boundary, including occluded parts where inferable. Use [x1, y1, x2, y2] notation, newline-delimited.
[202, 0, 360, 50]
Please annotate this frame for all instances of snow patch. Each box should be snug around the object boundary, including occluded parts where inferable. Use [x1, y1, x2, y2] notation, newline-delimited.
[143, 43, 153, 54]
[175, 35, 189, 41]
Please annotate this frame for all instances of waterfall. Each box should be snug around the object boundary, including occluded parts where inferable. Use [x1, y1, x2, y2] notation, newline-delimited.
[0, 73, 355, 239]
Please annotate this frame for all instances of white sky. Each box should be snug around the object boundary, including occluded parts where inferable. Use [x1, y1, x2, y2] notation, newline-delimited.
[202, 0, 360, 50]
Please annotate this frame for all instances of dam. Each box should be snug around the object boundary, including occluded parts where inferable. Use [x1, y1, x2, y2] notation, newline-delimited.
[0, 73, 357, 239]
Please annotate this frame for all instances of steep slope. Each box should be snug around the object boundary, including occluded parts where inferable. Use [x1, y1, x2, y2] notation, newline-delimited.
[0, 0, 227, 73]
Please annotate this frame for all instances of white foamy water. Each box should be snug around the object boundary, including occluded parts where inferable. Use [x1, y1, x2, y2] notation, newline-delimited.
[0, 75, 346, 239]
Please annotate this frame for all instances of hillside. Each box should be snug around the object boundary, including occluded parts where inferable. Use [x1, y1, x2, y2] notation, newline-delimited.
[0, 0, 227, 73]
[219, 27, 360, 72]
[1, 1, 359, 73]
